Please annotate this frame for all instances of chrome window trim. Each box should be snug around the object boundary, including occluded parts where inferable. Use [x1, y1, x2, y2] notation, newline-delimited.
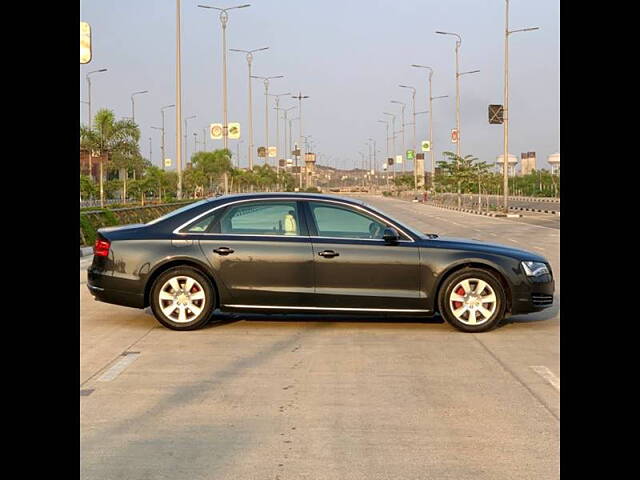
[222, 304, 429, 313]
[173, 197, 416, 242]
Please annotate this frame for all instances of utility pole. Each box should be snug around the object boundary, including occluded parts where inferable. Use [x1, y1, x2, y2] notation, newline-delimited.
[502, 0, 539, 212]
[230, 46, 269, 170]
[176, 0, 183, 199]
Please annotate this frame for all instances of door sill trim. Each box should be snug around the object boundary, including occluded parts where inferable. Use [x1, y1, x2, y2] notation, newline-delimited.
[222, 304, 430, 313]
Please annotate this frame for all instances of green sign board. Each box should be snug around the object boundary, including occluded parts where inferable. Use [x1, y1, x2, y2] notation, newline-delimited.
[421, 140, 431, 152]
[406, 150, 415, 160]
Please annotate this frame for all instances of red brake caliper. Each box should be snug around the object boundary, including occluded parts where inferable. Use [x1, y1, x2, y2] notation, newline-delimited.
[453, 287, 465, 309]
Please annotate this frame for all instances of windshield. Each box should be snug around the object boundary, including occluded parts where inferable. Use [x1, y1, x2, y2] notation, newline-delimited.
[146, 199, 211, 226]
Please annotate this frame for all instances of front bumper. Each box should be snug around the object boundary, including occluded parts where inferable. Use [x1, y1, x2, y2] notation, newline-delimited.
[510, 274, 555, 315]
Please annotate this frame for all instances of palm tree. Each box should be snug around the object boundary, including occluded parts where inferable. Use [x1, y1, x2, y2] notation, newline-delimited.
[80, 109, 140, 207]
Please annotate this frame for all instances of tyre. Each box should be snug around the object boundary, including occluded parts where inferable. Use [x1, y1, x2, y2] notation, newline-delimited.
[150, 266, 216, 331]
[438, 267, 506, 333]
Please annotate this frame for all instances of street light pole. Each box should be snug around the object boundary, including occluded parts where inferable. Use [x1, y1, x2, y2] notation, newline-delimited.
[160, 104, 175, 171]
[399, 85, 417, 189]
[184, 115, 196, 167]
[267, 92, 291, 168]
[251, 75, 284, 165]
[131, 90, 148, 124]
[230, 47, 269, 170]
[86, 68, 107, 129]
[383, 112, 396, 181]
[390, 101, 406, 173]
[292, 92, 310, 187]
[198, 4, 251, 151]
[502, 0, 539, 213]
[176, 0, 183, 199]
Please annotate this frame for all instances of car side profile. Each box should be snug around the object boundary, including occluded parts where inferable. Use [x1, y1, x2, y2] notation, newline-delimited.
[87, 193, 554, 332]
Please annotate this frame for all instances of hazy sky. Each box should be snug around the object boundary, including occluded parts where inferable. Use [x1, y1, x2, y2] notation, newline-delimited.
[79, 0, 559, 171]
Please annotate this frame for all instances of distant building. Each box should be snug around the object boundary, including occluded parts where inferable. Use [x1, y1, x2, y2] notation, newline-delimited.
[520, 152, 536, 176]
[548, 152, 560, 174]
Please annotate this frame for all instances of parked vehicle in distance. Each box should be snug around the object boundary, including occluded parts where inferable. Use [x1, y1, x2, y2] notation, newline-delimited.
[87, 193, 554, 332]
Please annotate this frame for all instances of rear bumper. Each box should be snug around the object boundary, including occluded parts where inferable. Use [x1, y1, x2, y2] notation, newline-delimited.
[510, 275, 555, 315]
[87, 268, 145, 309]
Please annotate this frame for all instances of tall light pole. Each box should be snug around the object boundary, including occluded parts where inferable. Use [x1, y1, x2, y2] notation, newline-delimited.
[176, 0, 183, 198]
[230, 46, 269, 170]
[292, 92, 310, 186]
[399, 85, 417, 189]
[383, 112, 396, 180]
[86, 68, 107, 129]
[390, 100, 406, 173]
[151, 126, 162, 167]
[277, 106, 296, 161]
[435, 31, 479, 206]
[160, 104, 175, 170]
[377, 119, 389, 161]
[411, 64, 449, 185]
[502, 0, 539, 212]
[198, 3, 251, 150]
[267, 92, 291, 165]
[251, 75, 284, 164]
[130, 90, 148, 124]
[184, 114, 196, 166]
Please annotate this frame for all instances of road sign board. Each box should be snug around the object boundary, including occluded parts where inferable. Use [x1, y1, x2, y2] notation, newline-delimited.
[383, 163, 388, 170]
[286, 158, 293, 166]
[268, 146, 277, 158]
[421, 140, 431, 152]
[488, 104, 504, 124]
[228, 122, 240, 139]
[210, 123, 223, 139]
[387, 157, 394, 166]
[257, 146, 266, 157]
[415, 153, 425, 160]
[451, 129, 458, 143]
[406, 150, 415, 160]
[164, 158, 172, 167]
[396, 155, 403, 164]
[80, 22, 91, 64]
[292, 149, 301, 156]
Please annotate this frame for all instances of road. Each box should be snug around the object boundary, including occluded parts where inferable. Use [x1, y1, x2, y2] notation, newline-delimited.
[80, 196, 559, 480]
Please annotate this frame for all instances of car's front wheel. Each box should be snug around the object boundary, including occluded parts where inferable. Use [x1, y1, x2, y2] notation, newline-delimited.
[150, 267, 215, 330]
[438, 268, 506, 332]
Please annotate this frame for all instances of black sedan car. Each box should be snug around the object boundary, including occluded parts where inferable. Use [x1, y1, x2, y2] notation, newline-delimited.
[87, 193, 554, 332]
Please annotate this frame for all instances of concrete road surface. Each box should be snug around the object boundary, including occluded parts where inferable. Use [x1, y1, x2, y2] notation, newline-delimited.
[80, 196, 559, 480]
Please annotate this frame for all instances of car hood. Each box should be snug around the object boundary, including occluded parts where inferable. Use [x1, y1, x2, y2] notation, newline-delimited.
[421, 235, 547, 262]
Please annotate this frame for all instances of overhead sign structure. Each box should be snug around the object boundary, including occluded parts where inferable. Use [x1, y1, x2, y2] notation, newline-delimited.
[228, 122, 240, 139]
[488, 104, 504, 124]
[164, 158, 172, 168]
[406, 150, 415, 160]
[257, 146, 267, 158]
[451, 129, 459, 144]
[80, 22, 91, 64]
[268, 146, 277, 158]
[395, 155, 403, 164]
[421, 140, 431, 152]
[210, 123, 223, 140]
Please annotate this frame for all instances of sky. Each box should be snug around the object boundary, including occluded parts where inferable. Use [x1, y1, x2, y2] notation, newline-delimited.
[79, 0, 559, 172]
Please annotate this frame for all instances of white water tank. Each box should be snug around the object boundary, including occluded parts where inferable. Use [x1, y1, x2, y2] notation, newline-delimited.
[547, 152, 560, 174]
[496, 153, 518, 176]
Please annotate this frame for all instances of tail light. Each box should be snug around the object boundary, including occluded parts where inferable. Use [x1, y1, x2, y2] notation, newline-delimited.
[94, 238, 111, 257]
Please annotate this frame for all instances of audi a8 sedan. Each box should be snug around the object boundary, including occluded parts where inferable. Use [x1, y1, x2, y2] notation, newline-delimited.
[87, 193, 554, 332]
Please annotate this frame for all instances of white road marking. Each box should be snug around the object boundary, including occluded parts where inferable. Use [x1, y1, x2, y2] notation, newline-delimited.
[97, 353, 141, 382]
[534, 247, 545, 251]
[530, 365, 560, 392]
[507, 238, 520, 244]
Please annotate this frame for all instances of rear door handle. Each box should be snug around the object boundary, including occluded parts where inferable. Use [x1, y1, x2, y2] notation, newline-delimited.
[318, 250, 339, 258]
[213, 247, 234, 256]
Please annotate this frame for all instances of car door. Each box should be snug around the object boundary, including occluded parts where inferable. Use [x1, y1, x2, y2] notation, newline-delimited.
[192, 199, 316, 307]
[302, 200, 424, 311]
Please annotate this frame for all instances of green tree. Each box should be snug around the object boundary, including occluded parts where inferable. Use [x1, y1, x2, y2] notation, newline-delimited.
[80, 175, 97, 200]
[80, 109, 141, 204]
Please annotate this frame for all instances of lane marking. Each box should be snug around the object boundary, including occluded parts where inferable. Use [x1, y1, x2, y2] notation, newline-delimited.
[507, 238, 520, 243]
[97, 352, 141, 382]
[530, 365, 560, 392]
[534, 247, 545, 251]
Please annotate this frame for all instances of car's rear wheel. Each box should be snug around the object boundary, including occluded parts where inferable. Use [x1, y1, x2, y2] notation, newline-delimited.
[438, 268, 506, 332]
[150, 267, 215, 331]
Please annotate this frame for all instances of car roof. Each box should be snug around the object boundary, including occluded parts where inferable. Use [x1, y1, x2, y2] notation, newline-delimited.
[210, 192, 367, 206]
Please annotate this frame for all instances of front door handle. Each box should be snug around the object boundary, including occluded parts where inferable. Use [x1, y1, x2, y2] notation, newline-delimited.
[318, 250, 339, 258]
[213, 247, 234, 256]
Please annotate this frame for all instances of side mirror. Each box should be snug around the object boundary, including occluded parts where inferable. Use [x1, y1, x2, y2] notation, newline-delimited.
[383, 227, 399, 245]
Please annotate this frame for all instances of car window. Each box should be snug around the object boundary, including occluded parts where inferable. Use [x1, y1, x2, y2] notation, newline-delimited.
[185, 212, 218, 232]
[219, 201, 300, 236]
[146, 199, 211, 225]
[308, 202, 387, 239]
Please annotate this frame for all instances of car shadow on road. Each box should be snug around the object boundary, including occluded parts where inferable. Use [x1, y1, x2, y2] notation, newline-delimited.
[498, 297, 559, 329]
[204, 311, 446, 329]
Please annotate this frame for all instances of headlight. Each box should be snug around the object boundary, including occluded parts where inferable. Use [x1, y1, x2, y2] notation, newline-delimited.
[521, 261, 549, 277]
